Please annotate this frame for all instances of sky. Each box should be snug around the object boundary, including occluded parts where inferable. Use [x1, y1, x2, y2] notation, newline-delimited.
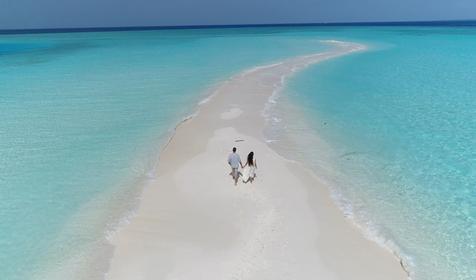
[1, 0, 475, 29]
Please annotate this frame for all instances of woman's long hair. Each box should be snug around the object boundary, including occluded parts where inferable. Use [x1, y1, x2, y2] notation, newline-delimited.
[247, 152, 254, 166]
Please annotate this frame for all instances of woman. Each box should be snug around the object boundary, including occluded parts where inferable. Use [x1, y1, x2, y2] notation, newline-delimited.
[242, 151, 257, 183]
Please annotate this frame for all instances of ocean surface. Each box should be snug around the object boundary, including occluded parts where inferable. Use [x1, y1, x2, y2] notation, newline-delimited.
[0, 29, 328, 280]
[266, 26, 476, 280]
[0, 25, 475, 280]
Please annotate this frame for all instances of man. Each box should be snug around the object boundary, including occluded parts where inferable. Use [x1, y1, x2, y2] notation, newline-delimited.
[227, 147, 243, 186]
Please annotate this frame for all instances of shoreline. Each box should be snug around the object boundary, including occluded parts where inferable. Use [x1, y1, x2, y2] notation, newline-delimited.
[105, 41, 409, 279]
[263, 88, 414, 277]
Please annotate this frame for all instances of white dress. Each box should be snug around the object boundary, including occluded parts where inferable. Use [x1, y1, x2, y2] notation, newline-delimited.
[242, 163, 256, 182]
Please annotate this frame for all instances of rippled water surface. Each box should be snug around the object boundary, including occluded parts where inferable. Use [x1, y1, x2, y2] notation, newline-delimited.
[0, 28, 328, 279]
[1, 26, 475, 280]
[269, 26, 476, 280]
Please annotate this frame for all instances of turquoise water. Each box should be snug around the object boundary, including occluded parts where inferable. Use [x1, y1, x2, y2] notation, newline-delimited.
[0, 29, 328, 279]
[1, 26, 475, 280]
[271, 27, 476, 280]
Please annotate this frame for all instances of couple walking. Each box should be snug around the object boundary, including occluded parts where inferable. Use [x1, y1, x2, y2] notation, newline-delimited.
[227, 147, 257, 186]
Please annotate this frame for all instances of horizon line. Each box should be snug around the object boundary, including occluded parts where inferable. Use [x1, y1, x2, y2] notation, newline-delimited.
[1, 19, 476, 35]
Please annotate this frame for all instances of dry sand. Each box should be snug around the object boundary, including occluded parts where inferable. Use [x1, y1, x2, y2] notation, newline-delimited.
[105, 41, 408, 280]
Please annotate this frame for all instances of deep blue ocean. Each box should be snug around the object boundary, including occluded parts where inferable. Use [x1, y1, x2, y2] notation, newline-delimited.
[0, 25, 475, 279]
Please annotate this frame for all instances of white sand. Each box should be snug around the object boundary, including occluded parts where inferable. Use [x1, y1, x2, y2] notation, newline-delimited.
[220, 107, 243, 120]
[105, 41, 408, 280]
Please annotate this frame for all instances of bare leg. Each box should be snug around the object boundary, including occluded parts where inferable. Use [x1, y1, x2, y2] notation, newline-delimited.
[232, 169, 238, 186]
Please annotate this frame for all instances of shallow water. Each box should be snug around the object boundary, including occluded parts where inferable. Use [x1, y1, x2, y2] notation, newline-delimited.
[0, 26, 474, 280]
[0, 29, 327, 279]
[267, 26, 476, 280]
